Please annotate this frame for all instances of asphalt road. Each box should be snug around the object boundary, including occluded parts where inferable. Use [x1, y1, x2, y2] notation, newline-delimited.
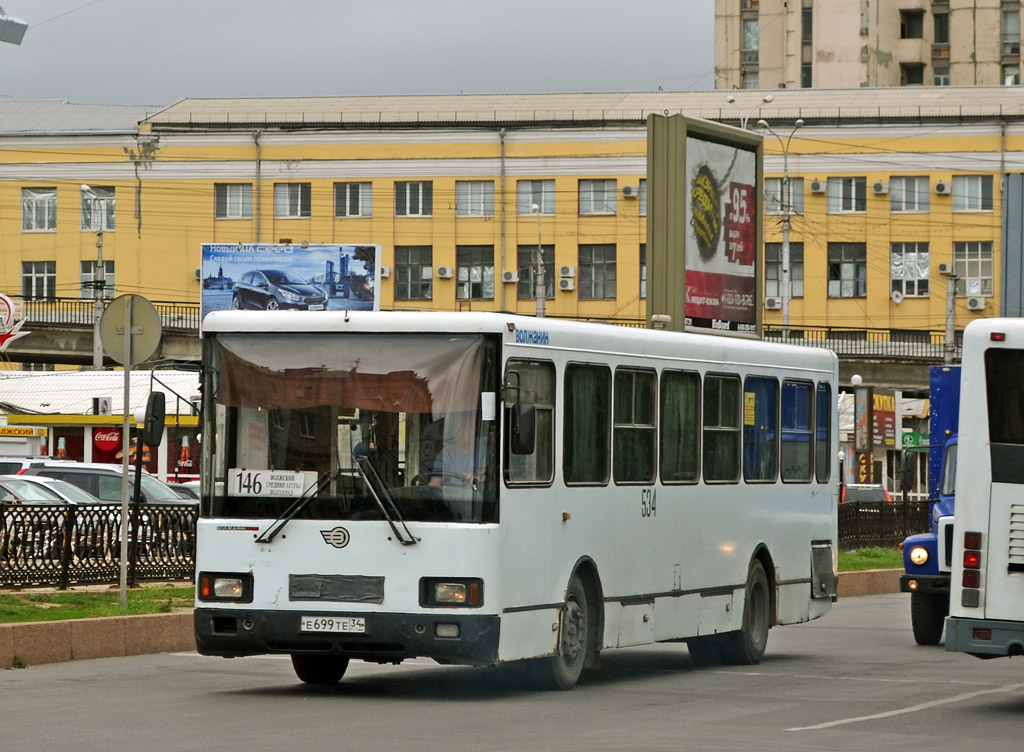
[2, 594, 1022, 752]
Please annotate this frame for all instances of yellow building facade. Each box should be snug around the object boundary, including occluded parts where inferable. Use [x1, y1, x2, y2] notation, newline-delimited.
[1, 88, 1022, 362]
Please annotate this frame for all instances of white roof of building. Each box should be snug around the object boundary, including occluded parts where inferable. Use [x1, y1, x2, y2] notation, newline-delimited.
[0, 369, 199, 416]
[0, 100, 164, 134]
[143, 87, 1024, 127]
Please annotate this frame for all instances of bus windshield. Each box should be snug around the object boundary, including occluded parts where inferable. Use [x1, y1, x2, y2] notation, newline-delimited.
[205, 331, 499, 523]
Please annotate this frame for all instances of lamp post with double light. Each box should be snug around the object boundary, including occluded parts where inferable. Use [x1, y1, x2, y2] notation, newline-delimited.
[531, 203, 545, 318]
[726, 93, 774, 130]
[757, 118, 803, 341]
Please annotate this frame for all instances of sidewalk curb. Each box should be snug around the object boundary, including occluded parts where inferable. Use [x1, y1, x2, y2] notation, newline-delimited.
[2, 570, 901, 669]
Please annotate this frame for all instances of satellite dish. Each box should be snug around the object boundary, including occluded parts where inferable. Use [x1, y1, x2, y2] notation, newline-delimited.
[890, 290, 904, 305]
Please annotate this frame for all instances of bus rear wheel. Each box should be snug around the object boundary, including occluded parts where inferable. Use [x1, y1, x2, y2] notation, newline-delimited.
[290, 654, 349, 685]
[721, 560, 771, 665]
[535, 574, 590, 690]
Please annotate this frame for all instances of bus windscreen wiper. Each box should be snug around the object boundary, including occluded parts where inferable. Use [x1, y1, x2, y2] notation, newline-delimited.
[353, 454, 418, 546]
[255, 468, 343, 544]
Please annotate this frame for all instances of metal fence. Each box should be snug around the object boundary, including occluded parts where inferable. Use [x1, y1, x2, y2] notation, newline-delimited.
[18, 297, 201, 332]
[0, 502, 197, 588]
[838, 500, 930, 550]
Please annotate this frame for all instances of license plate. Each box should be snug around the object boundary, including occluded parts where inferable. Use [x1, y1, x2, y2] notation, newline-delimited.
[299, 616, 365, 633]
[308, 304, 325, 311]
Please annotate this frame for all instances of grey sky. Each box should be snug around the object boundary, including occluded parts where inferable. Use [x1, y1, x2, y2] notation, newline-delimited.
[0, 0, 716, 106]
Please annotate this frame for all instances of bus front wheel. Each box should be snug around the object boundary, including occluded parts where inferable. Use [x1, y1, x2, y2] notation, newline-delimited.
[291, 654, 349, 685]
[910, 591, 947, 646]
[721, 560, 771, 665]
[535, 574, 590, 690]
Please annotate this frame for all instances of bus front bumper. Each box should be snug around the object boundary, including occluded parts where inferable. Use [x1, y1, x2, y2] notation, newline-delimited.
[899, 573, 950, 595]
[194, 607, 500, 666]
[946, 616, 1024, 658]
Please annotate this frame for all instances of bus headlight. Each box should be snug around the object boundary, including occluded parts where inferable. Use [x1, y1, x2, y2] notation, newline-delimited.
[198, 572, 253, 602]
[420, 577, 483, 608]
[909, 547, 929, 566]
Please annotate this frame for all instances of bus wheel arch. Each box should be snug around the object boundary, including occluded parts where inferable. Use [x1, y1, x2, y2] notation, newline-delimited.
[533, 559, 603, 690]
[721, 548, 775, 665]
[571, 558, 604, 671]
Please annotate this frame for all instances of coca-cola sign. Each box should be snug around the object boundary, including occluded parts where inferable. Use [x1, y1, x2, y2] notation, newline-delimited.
[94, 428, 122, 451]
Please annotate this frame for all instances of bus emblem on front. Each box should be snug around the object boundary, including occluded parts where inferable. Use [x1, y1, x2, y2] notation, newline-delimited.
[320, 527, 351, 548]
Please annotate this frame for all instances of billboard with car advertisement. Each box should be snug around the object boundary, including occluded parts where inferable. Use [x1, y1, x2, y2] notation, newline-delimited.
[200, 243, 381, 321]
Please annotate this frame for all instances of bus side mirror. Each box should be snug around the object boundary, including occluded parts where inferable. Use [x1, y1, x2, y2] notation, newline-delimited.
[510, 403, 536, 455]
[142, 392, 166, 448]
[900, 453, 915, 493]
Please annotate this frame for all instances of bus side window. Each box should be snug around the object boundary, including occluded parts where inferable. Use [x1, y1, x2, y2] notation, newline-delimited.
[564, 363, 612, 485]
[781, 380, 813, 482]
[743, 376, 778, 483]
[704, 374, 741, 483]
[660, 370, 700, 484]
[504, 360, 554, 485]
[815, 382, 832, 483]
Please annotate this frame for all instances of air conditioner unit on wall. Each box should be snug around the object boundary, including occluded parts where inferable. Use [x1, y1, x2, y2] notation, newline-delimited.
[501, 269, 519, 283]
[379, 265, 391, 278]
[764, 297, 782, 310]
[92, 397, 111, 416]
[935, 181, 951, 195]
[937, 262, 954, 275]
[559, 265, 576, 278]
[193, 268, 202, 280]
[436, 266, 454, 279]
[621, 185, 639, 198]
[809, 180, 826, 194]
[967, 296, 987, 311]
[872, 181, 889, 195]
[558, 278, 575, 291]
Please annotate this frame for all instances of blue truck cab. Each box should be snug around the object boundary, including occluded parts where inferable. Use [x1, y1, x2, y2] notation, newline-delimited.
[899, 365, 960, 645]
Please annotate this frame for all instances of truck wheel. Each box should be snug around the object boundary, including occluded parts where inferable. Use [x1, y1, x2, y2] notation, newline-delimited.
[910, 591, 947, 646]
[290, 654, 349, 685]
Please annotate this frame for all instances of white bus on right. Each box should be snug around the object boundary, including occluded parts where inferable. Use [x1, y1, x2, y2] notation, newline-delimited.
[946, 318, 1024, 660]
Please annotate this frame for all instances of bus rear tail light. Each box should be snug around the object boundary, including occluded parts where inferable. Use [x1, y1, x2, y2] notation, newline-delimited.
[960, 531, 983, 608]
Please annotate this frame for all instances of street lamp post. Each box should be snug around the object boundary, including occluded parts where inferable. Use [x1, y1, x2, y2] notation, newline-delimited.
[757, 118, 804, 342]
[726, 93, 774, 130]
[81, 185, 105, 369]
[531, 203, 545, 318]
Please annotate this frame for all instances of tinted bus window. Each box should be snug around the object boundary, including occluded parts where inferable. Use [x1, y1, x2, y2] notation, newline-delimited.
[704, 374, 741, 482]
[815, 382, 832, 482]
[781, 380, 813, 482]
[614, 368, 656, 483]
[743, 376, 778, 482]
[985, 348, 1024, 444]
[660, 370, 700, 483]
[564, 363, 611, 485]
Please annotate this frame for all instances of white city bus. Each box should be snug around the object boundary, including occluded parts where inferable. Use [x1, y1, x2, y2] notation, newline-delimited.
[194, 311, 838, 689]
[946, 318, 1024, 659]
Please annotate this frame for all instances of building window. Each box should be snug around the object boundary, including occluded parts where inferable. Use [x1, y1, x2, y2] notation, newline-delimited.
[80, 260, 115, 300]
[801, 4, 813, 88]
[394, 246, 433, 300]
[953, 241, 993, 297]
[578, 244, 617, 300]
[639, 179, 647, 217]
[741, 17, 759, 64]
[900, 64, 925, 85]
[890, 176, 930, 212]
[933, 66, 950, 86]
[1004, 65, 1020, 86]
[934, 12, 949, 44]
[890, 242, 929, 297]
[21, 362, 54, 372]
[639, 244, 647, 300]
[334, 182, 372, 218]
[952, 175, 993, 212]
[827, 243, 867, 298]
[741, 71, 760, 89]
[456, 245, 494, 300]
[22, 188, 57, 232]
[81, 186, 115, 231]
[900, 10, 924, 38]
[21, 261, 56, 300]
[579, 179, 617, 216]
[613, 368, 657, 483]
[274, 183, 311, 218]
[455, 181, 494, 217]
[517, 245, 555, 300]
[395, 181, 433, 217]
[1004, 10, 1021, 56]
[215, 184, 253, 219]
[765, 177, 804, 215]
[827, 177, 866, 213]
[765, 243, 804, 298]
[517, 179, 555, 215]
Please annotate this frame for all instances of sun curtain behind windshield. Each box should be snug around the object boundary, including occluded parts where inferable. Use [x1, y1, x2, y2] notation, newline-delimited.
[207, 332, 498, 523]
